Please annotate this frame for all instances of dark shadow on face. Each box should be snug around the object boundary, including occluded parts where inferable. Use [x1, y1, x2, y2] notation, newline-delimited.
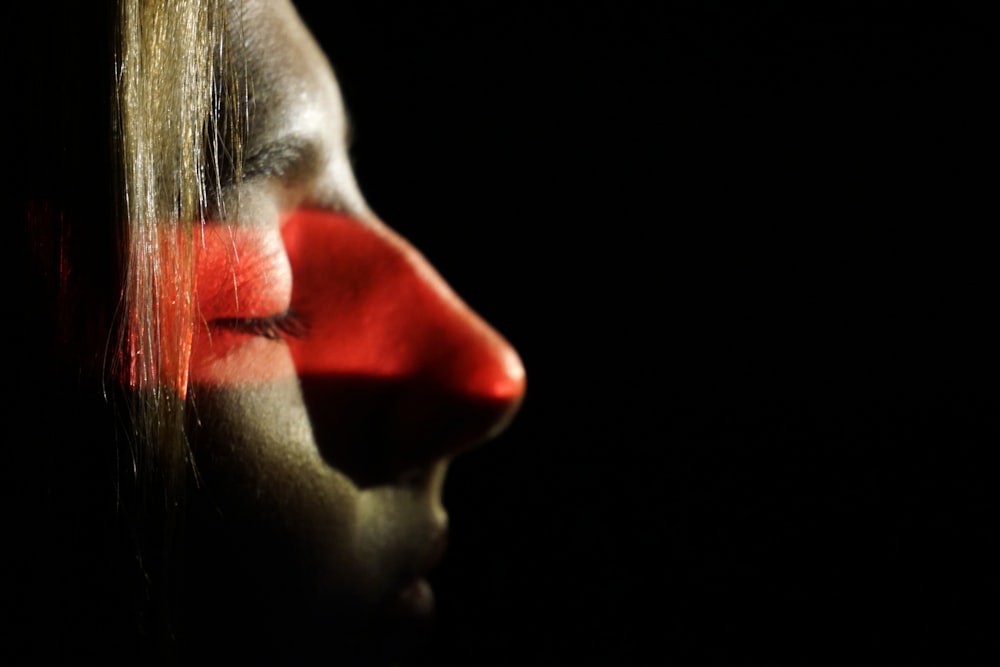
[299, 373, 523, 489]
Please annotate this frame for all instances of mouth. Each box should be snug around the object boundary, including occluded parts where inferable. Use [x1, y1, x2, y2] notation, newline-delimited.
[386, 527, 449, 618]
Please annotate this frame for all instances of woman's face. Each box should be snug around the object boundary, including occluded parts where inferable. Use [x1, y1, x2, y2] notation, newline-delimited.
[181, 0, 524, 661]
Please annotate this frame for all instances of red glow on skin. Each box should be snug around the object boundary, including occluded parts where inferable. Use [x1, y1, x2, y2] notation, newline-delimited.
[281, 210, 525, 403]
[184, 210, 525, 475]
[195, 224, 292, 321]
[186, 213, 526, 399]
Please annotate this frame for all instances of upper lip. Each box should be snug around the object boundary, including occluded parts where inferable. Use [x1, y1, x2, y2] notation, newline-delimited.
[387, 519, 449, 595]
[396, 521, 447, 589]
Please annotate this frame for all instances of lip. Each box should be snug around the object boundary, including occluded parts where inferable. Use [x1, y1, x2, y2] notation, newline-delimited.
[377, 526, 449, 618]
[401, 527, 448, 604]
[364, 527, 449, 663]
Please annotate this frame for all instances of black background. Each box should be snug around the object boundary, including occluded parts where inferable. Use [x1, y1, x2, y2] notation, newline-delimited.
[297, 2, 994, 665]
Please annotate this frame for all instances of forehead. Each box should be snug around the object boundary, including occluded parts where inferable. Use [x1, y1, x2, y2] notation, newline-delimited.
[217, 0, 366, 219]
[230, 0, 348, 158]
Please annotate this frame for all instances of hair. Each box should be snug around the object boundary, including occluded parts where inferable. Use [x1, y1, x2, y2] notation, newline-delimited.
[114, 0, 247, 515]
[6, 1, 247, 662]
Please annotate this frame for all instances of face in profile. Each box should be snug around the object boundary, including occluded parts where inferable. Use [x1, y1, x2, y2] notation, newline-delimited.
[177, 0, 525, 662]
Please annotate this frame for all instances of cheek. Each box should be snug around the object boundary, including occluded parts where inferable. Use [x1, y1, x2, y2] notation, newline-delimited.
[182, 379, 369, 607]
[189, 225, 296, 387]
[195, 225, 292, 319]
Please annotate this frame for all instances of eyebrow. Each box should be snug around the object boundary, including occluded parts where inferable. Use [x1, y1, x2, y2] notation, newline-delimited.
[238, 110, 355, 185]
[240, 135, 322, 183]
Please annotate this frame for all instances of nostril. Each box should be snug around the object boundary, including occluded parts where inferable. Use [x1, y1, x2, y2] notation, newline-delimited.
[382, 369, 524, 472]
[299, 366, 524, 489]
[298, 330, 526, 489]
[411, 308, 526, 454]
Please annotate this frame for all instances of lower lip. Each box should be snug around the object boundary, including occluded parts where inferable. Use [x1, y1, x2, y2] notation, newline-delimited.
[368, 576, 437, 663]
[387, 576, 436, 619]
[370, 532, 447, 657]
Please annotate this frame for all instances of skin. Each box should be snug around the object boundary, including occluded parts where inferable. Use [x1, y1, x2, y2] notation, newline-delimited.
[179, 1, 525, 663]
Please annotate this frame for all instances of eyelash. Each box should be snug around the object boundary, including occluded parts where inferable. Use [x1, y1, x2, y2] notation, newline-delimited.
[211, 310, 307, 341]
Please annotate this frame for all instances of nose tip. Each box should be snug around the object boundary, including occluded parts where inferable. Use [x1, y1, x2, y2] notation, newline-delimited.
[373, 250, 527, 474]
[473, 333, 527, 399]
[450, 327, 526, 445]
[482, 344, 527, 438]
[402, 315, 526, 460]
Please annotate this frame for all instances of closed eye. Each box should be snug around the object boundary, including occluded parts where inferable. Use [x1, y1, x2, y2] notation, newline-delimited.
[211, 309, 307, 341]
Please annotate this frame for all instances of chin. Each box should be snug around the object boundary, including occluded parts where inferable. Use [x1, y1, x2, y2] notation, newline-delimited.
[177, 581, 437, 667]
[175, 468, 449, 666]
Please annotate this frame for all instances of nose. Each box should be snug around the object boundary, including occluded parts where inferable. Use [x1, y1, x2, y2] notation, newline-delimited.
[281, 210, 526, 487]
